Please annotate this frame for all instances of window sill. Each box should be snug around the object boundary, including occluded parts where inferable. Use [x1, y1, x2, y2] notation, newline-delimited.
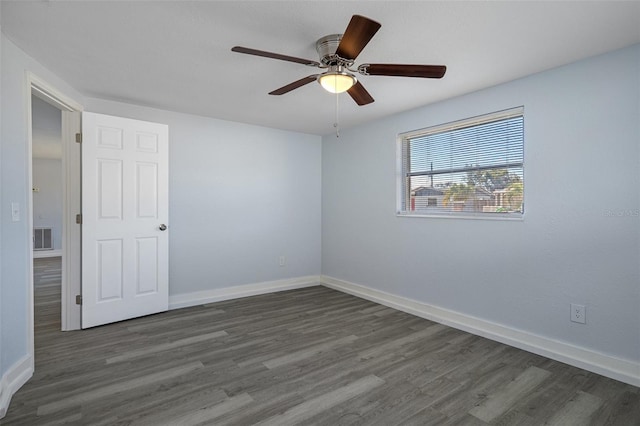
[396, 212, 524, 221]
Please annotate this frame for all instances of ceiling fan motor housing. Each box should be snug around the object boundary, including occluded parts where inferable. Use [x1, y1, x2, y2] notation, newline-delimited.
[316, 34, 349, 66]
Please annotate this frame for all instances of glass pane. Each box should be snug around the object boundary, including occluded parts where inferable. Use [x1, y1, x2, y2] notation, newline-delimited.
[408, 168, 523, 214]
[402, 111, 524, 217]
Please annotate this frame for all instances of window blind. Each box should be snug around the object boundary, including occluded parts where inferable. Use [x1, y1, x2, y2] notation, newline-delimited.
[399, 107, 524, 217]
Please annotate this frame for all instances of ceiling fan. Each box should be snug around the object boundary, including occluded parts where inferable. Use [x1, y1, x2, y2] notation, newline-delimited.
[231, 15, 447, 106]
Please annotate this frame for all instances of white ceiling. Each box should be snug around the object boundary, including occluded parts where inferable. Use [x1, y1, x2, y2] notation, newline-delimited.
[2, 1, 639, 136]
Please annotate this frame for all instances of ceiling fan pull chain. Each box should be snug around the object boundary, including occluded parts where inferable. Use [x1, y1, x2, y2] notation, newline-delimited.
[334, 91, 340, 138]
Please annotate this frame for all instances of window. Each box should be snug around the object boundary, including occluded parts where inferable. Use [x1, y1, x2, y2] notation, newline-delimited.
[398, 107, 524, 218]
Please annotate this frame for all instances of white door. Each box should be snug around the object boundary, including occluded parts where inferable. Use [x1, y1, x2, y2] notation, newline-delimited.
[81, 112, 169, 328]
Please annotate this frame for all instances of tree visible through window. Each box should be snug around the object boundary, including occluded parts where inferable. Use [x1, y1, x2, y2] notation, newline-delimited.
[398, 107, 524, 218]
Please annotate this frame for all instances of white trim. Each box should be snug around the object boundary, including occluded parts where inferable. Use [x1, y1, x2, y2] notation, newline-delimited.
[399, 106, 524, 139]
[26, 72, 83, 337]
[396, 212, 524, 221]
[61, 111, 82, 331]
[25, 74, 36, 398]
[29, 74, 83, 112]
[321, 275, 640, 387]
[169, 275, 321, 310]
[33, 249, 63, 259]
[0, 355, 33, 419]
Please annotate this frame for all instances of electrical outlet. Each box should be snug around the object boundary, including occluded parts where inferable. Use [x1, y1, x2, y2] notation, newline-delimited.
[570, 304, 586, 324]
[279, 256, 286, 267]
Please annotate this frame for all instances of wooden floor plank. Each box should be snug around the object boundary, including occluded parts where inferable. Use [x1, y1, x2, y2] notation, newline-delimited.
[36, 361, 205, 416]
[468, 365, 551, 422]
[545, 390, 604, 426]
[256, 375, 386, 426]
[358, 323, 447, 360]
[151, 392, 254, 426]
[105, 330, 228, 364]
[263, 334, 359, 369]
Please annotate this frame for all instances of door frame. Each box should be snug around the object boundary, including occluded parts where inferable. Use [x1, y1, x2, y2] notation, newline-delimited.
[26, 72, 83, 352]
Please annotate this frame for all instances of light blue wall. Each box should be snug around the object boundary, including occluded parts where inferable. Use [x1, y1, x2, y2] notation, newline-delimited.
[31, 94, 63, 252]
[83, 99, 322, 296]
[32, 158, 62, 251]
[322, 44, 640, 363]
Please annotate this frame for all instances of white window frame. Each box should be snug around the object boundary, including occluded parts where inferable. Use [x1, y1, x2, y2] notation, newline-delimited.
[396, 107, 525, 220]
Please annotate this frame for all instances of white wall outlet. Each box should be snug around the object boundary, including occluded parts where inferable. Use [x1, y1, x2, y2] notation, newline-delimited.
[570, 304, 586, 324]
[279, 256, 286, 267]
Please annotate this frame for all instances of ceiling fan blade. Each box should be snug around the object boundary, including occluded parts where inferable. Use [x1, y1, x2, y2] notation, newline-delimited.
[269, 75, 319, 95]
[335, 15, 381, 61]
[347, 81, 375, 106]
[232, 46, 320, 66]
[361, 64, 447, 79]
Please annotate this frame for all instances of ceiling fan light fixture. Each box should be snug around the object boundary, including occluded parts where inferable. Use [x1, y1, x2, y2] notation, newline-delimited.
[318, 71, 356, 94]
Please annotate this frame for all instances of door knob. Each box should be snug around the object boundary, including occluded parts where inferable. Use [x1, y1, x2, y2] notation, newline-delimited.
[159, 224, 167, 231]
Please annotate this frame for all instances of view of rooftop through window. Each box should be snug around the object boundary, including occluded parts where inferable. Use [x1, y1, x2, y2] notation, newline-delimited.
[399, 107, 524, 217]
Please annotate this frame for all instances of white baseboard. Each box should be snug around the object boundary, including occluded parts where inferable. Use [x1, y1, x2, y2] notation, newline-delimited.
[321, 275, 640, 387]
[0, 355, 33, 419]
[33, 249, 62, 259]
[169, 275, 321, 310]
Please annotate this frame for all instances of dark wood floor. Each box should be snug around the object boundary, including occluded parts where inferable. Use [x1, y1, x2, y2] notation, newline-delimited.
[1, 257, 638, 425]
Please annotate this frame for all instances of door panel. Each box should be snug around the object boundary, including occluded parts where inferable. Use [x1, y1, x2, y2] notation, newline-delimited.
[136, 237, 159, 294]
[97, 159, 123, 219]
[97, 239, 123, 301]
[136, 163, 158, 218]
[82, 112, 168, 328]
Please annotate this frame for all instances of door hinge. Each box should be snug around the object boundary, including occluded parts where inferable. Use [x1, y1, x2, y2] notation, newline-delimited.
[76, 214, 82, 224]
[75, 133, 82, 143]
[75, 295, 82, 305]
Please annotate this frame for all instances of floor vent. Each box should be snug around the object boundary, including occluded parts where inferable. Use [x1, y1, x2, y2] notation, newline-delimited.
[34, 227, 53, 250]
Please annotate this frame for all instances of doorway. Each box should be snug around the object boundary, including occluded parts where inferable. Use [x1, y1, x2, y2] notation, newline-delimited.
[27, 73, 83, 346]
[31, 94, 64, 333]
